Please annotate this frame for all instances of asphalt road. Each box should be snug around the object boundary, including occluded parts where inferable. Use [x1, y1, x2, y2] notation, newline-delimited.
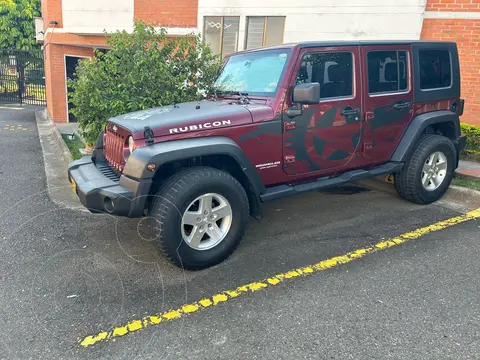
[0, 106, 479, 360]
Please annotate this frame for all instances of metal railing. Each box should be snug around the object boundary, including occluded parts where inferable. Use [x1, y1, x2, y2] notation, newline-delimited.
[0, 49, 46, 106]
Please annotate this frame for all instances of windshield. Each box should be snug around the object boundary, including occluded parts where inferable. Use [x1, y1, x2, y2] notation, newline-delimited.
[213, 49, 291, 96]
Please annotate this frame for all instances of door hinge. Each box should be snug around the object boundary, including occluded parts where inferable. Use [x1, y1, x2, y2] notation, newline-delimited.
[364, 143, 373, 151]
[365, 112, 374, 122]
[284, 121, 296, 131]
[284, 155, 296, 164]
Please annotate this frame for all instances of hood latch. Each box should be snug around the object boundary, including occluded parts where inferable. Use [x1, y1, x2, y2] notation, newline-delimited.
[144, 126, 154, 145]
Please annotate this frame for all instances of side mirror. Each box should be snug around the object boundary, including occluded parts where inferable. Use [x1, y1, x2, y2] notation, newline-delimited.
[287, 82, 321, 117]
[292, 82, 320, 104]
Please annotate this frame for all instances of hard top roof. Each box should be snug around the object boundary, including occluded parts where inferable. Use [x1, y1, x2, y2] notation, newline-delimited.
[298, 40, 455, 48]
[233, 40, 456, 54]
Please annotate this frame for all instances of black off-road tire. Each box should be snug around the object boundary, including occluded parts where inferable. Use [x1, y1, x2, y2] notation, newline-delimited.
[394, 134, 456, 205]
[149, 166, 249, 270]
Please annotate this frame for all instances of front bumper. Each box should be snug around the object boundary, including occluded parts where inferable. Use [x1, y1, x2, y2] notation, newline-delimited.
[68, 156, 151, 217]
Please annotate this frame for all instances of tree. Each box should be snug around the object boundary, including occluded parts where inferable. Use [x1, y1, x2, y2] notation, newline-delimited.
[0, 0, 41, 50]
[0, 0, 42, 98]
[69, 22, 221, 145]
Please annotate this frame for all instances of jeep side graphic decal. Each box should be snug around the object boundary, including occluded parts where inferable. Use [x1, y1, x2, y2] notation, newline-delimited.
[169, 120, 232, 134]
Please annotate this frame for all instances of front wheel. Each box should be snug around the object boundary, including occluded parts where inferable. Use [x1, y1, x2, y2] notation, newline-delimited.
[149, 167, 249, 270]
[394, 134, 456, 205]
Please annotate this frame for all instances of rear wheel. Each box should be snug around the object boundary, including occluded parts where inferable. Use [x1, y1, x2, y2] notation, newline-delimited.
[394, 134, 456, 205]
[149, 167, 249, 270]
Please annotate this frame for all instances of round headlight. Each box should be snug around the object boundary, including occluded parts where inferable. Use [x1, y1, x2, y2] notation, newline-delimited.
[123, 136, 135, 161]
[128, 136, 135, 153]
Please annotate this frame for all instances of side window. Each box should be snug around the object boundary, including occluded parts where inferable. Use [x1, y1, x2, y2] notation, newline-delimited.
[367, 50, 408, 94]
[296, 52, 353, 99]
[419, 50, 452, 90]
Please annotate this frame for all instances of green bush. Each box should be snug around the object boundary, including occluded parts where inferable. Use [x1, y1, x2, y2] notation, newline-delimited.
[460, 123, 480, 156]
[69, 22, 220, 145]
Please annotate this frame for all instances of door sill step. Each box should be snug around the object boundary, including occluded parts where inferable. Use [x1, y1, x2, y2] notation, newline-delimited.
[260, 162, 404, 202]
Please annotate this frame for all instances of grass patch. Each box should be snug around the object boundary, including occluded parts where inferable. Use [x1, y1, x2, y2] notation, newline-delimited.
[461, 123, 480, 157]
[453, 177, 480, 191]
[62, 133, 85, 160]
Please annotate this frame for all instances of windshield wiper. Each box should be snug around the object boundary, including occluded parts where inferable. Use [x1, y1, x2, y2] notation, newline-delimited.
[211, 88, 219, 101]
[211, 89, 250, 104]
[229, 91, 250, 105]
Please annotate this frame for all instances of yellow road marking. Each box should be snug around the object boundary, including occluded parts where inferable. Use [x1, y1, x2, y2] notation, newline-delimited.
[0, 126, 29, 131]
[79, 208, 480, 348]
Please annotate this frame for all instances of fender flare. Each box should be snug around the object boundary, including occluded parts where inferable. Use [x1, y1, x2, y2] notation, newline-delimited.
[123, 136, 266, 196]
[391, 110, 461, 162]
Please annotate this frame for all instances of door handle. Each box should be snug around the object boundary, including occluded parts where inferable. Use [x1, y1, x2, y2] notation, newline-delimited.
[341, 107, 360, 116]
[341, 107, 361, 123]
[393, 102, 410, 110]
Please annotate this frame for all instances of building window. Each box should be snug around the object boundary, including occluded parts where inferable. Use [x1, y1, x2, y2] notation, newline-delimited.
[245, 17, 286, 50]
[419, 50, 451, 90]
[367, 50, 408, 94]
[204, 17, 240, 58]
[296, 52, 353, 99]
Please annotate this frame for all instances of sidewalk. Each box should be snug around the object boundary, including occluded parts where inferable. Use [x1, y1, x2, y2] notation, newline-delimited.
[457, 160, 480, 180]
[56, 122, 79, 135]
[35, 109, 86, 210]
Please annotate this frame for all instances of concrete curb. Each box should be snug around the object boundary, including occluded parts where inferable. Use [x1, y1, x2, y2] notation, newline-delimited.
[48, 110, 73, 164]
[361, 177, 480, 213]
[455, 159, 480, 181]
[455, 172, 480, 181]
[444, 184, 480, 210]
[35, 108, 88, 212]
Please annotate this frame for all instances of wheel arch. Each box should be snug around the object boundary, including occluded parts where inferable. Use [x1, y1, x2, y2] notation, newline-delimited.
[391, 110, 460, 163]
[123, 136, 265, 219]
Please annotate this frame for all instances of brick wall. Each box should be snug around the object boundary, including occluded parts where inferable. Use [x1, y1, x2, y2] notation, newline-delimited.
[426, 0, 480, 12]
[134, 0, 198, 27]
[44, 45, 94, 123]
[40, 0, 63, 30]
[421, 0, 480, 125]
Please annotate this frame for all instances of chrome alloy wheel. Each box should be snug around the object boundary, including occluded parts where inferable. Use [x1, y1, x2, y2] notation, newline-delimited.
[181, 193, 233, 250]
[421, 151, 448, 191]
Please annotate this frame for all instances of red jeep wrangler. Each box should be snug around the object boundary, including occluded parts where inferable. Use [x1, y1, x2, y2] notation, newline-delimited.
[69, 41, 466, 269]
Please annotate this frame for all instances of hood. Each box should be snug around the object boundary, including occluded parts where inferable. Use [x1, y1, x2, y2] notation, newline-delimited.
[108, 100, 271, 138]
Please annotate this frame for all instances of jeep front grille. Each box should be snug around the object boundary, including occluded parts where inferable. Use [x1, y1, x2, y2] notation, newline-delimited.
[104, 126, 128, 172]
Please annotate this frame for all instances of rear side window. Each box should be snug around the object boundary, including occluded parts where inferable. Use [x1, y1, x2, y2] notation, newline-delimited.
[367, 50, 408, 94]
[419, 50, 452, 90]
[296, 52, 353, 99]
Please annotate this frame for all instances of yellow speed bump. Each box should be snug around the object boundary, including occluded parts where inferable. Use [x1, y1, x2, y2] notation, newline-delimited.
[79, 207, 480, 348]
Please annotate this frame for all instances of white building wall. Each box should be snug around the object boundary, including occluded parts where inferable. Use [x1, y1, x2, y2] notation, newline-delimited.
[60, 0, 427, 43]
[62, 0, 133, 33]
[198, 0, 427, 51]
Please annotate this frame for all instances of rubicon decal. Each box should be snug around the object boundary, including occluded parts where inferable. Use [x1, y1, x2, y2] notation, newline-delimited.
[169, 120, 232, 134]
